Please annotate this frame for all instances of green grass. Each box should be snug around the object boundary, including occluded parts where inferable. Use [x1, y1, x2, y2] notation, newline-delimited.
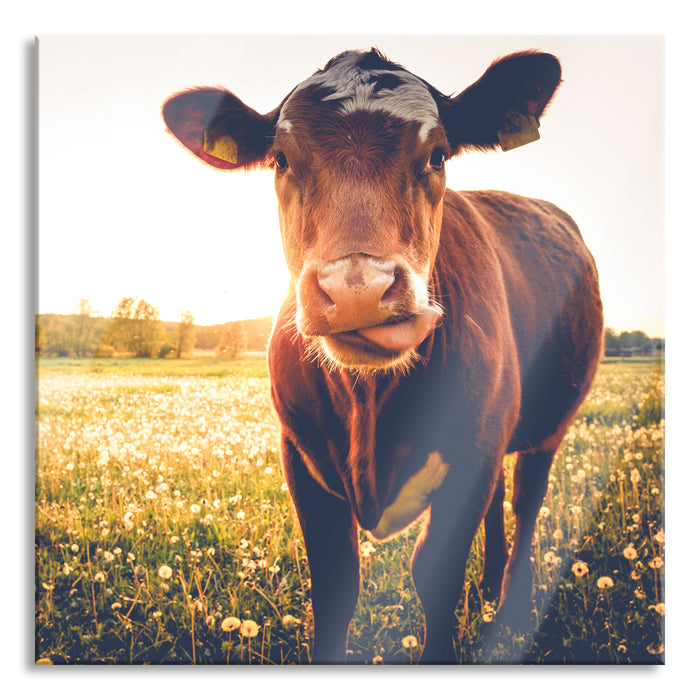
[35, 356, 664, 665]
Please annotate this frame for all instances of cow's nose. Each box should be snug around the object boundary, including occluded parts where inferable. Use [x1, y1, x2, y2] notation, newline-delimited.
[318, 259, 395, 311]
[301, 256, 399, 334]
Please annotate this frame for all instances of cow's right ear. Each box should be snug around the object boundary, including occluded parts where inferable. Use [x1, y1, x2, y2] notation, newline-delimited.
[162, 88, 278, 170]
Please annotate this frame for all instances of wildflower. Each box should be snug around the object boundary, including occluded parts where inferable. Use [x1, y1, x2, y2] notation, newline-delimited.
[623, 544, 638, 561]
[94, 572, 106, 583]
[221, 616, 241, 632]
[649, 603, 665, 615]
[269, 564, 281, 574]
[236, 511, 245, 520]
[630, 469, 641, 484]
[646, 642, 664, 656]
[543, 551, 556, 564]
[70, 544, 79, 553]
[103, 551, 115, 563]
[239, 619, 259, 638]
[145, 490, 157, 500]
[123, 512, 135, 530]
[596, 576, 614, 589]
[158, 565, 173, 580]
[539, 506, 550, 518]
[402, 635, 419, 649]
[360, 541, 376, 558]
[654, 528, 665, 544]
[571, 561, 589, 577]
[170, 536, 180, 544]
[190, 504, 201, 514]
[282, 614, 300, 629]
[207, 548, 215, 557]
[649, 556, 663, 569]
[372, 655, 384, 665]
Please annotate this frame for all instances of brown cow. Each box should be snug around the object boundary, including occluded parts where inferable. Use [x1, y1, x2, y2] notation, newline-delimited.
[162, 48, 603, 664]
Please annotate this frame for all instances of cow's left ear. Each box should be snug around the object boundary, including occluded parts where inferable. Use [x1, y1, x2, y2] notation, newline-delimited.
[162, 87, 279, 170]
[440, 51, 561, 154]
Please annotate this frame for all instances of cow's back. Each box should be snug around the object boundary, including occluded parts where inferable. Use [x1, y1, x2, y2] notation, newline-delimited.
[438, 189, 603, 454]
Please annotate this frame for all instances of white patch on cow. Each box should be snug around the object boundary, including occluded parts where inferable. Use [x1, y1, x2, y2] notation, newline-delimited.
[370, 451, 449, 541]
[278, 51, 439, 142]
[277, 118, 293, 133]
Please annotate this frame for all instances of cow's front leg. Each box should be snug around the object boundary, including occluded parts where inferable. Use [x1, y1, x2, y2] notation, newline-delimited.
[496, 449, 555, 632]
[411, 455, 501, 663]
[281, 436, 360, 664]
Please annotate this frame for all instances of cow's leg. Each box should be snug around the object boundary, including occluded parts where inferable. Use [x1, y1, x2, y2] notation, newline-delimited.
[480, 466, 508, 600]
[281, 437, 360, 664]
[496, 449, 555, 630]
[411, 456, 501, 663]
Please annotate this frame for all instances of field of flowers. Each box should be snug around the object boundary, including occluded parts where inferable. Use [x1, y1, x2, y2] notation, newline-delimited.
[35, 356, 664, 665]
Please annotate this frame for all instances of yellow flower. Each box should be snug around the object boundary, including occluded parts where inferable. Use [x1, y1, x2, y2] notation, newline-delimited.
[623, 544, 638, 560]
[596, 576, 614, 589]
[571, 560, 589, 577]
[221, 616, 241, 632]
[282, 614, 299, 629]
[239, 619, 259, 638]
[401, 635, 419, 649]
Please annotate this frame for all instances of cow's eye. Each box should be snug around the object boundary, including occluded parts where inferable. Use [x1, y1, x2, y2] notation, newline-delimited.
[275, 152, 289, 171]
[428, 149, 445, 170]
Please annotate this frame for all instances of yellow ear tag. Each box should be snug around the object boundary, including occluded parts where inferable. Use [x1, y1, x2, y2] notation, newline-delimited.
[497, 111, 540, 151]
[203, 131, 238, 164]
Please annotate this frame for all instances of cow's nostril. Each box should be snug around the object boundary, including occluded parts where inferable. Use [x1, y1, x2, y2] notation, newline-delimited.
[380, 268, 406, 307]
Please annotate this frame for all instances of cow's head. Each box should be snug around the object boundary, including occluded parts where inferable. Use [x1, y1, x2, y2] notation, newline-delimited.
[163, 49, 561, 372]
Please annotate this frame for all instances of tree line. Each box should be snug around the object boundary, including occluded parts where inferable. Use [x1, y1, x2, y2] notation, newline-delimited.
[35, 298, 274, 359]
[35, 298, 663, 361]
[604, 328, 663, 358]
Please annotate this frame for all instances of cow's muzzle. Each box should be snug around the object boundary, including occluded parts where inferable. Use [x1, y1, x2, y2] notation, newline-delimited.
[296, 254, 442, 360]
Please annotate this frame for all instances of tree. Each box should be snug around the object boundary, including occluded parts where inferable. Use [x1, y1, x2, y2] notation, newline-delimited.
[35, 318, 46, 356]
[176, 311, 197, 358]
[72, 299, 100, 357]
[604, 328, 621, 357]
[217, 321, 247, 358]
[105, 297, 165, 358]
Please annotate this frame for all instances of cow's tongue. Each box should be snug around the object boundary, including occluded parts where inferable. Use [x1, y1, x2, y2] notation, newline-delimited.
[356, 306, 442, 352]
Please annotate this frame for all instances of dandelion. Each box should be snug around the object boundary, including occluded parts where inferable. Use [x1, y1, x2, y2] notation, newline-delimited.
[649, 603, 665, 615]
[70, 544, 79, 553]
[170, 536, 180, 544]
[402, 635, 419, 649]
[571, 561, 589, 577]
[123, 512, 135, 531]
[649, 556, 663, 569]
[623, 544, 638, 560]
[236, 511, 245, 520]
[94, 572, 106, 583]
[190, 504, 201, 514]
[221, 616, 241, 632]
[630, 468, 641, 484]
[596, 576, 614, 589]
[158, 565, 173, 580]
[360, 541, 376, 558]
[372, 655, 384, 664]
[239, 619, 259, 638]
[654, 528, 665, 544]
[539, 506, 550, 518]
[282, 614, 299, 629]
[103, 551, 115, 563]
[269, 564, 281, 574]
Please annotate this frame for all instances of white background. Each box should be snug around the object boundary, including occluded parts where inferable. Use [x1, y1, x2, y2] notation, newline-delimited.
[6, 1, 695, 695]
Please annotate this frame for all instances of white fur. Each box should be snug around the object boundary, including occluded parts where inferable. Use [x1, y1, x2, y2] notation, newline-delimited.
[278, 52, 439, 142]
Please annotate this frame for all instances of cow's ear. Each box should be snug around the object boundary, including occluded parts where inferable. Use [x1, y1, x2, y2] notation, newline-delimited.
[162, 87, 278, 170]
[441, 52, 561, 154]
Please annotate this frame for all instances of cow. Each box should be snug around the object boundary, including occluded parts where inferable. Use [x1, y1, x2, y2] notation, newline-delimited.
[162, 47, 603, 664]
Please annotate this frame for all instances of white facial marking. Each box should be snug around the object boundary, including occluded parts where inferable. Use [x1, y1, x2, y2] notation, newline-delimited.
[278, 52, 439, 142]
[370, 451, 449, 540]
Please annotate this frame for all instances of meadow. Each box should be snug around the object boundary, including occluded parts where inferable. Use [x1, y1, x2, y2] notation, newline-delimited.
[35, 355, 664, 665]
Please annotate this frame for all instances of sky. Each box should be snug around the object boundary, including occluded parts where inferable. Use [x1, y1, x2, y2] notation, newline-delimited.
[38, 35, 664, 336]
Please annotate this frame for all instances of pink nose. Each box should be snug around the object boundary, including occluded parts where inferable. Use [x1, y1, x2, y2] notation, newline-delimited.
[300, 255, 400, 334]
